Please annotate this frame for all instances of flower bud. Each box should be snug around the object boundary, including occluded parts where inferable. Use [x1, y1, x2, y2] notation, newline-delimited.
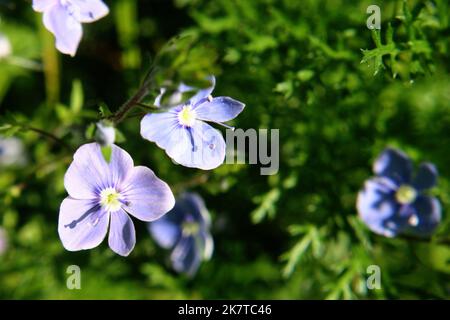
[95, 122, 115, 147]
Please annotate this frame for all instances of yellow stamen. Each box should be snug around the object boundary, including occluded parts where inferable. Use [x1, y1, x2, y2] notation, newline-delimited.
[178, 106, 196, 127]
[100, 187, 122, 212]
[395, 185, 417, 205]
[182, 221, 200, 236]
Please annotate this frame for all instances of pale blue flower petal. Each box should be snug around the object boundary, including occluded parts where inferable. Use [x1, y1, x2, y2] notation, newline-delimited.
[140, 111, 180, 150]
[71, 0, 109, 23]
[58, 197, 109, 251]
[149, 217, 182, 249]
[64, 143, 112, 199]
[108, 209, 135, 257]
[177, 193, 211, 228]
[121, 166, 175, 222]
[373, 148, 412, 184]
[171, 236, 202, 277]
[408, 196, 441, 237]
[194, 97, 245, 122]
[199, 230, 214, 260]
[357, 178, 400, 237]
[43, 3, 83, 56]
[413, 163, 438, 191]
[185, 76, 216, 106]
[32, 0, 57, 12]
[64, 143, 133, 199]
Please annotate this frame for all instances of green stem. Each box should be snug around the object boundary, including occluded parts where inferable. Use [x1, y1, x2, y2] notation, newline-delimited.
[110, 84, 149, 124]
[26, 126, 72, 150]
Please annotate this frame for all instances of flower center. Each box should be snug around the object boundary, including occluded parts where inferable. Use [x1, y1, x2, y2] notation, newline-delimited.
[100, 187, 122, 212]
[182, 221, 200, 236]
[178, 106, 196, 127]
[395, 185, 417, 205]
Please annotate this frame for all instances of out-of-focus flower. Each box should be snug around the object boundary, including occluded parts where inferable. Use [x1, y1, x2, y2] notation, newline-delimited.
[59, 143, 175, 256]
[95, 122, 115, 147]
[149, 192, 213, 276]
[357, 148, 441, 238]
[0, 137, 27, 167]
[0, 227, 7, 256]
[0, 33, 12, 59]
[140, 76, 245, 170]
[32, 0, 109, 56]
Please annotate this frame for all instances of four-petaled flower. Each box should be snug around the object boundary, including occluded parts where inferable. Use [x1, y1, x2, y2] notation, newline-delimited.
[148, 192, 214, 276]
[59, 143, 175, 256]
[140, 76, 245, 170]
[357, 148, 441, 238]
[33, 0, 109, 56]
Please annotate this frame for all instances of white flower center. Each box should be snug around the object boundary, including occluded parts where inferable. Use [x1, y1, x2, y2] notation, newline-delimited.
[178, 106, 196, 127]
[100, 187, 122, 212]
[395, 185, 417, 205]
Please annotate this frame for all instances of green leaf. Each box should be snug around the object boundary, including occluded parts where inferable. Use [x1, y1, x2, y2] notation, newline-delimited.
[99, 104, 113, 118]
[101, 145, 112, 163]
[251, 188, 280, 223]
[85, 123, 96, 140]
[70, 79, 84, 113]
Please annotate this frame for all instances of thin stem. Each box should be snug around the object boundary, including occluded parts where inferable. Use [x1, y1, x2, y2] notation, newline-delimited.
[26, 126, 72, 150]
[110, 84, 149, 124]
[109, 67, 157, 124]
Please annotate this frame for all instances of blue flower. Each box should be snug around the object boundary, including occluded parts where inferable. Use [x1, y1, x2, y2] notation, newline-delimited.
[357, 148, 441, 238]
[33, 0, 109, 56]
[140, 76, 245, 170]
[148, 192, 214, 277]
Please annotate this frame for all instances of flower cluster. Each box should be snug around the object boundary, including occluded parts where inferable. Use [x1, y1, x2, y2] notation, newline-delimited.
[29, 0, 444, 273]
[357, 148, 441, 238]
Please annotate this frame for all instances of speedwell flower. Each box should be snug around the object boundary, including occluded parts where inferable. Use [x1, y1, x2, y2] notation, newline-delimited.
[32, 0, 109, 56]
[140, 76, 245, 170]
[59, 143, 175, 256]
[357, 148, 441, 238]
[148, 192, 213, 276]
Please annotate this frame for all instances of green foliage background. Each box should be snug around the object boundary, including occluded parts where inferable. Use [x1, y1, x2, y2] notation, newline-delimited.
[0, 0, 449, 299]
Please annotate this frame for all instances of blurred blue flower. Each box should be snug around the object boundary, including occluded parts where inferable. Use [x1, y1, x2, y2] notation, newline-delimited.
[357, 148, 441, 238]
[140, 76, 245, 170]
[32, 0, 109, 56]
[148, 192, 214, 277]
[0, 227, 7, 256]
[0, 137, 27, 167]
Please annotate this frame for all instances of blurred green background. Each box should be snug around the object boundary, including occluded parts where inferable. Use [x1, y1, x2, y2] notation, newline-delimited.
[0, 0, 449, 299]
